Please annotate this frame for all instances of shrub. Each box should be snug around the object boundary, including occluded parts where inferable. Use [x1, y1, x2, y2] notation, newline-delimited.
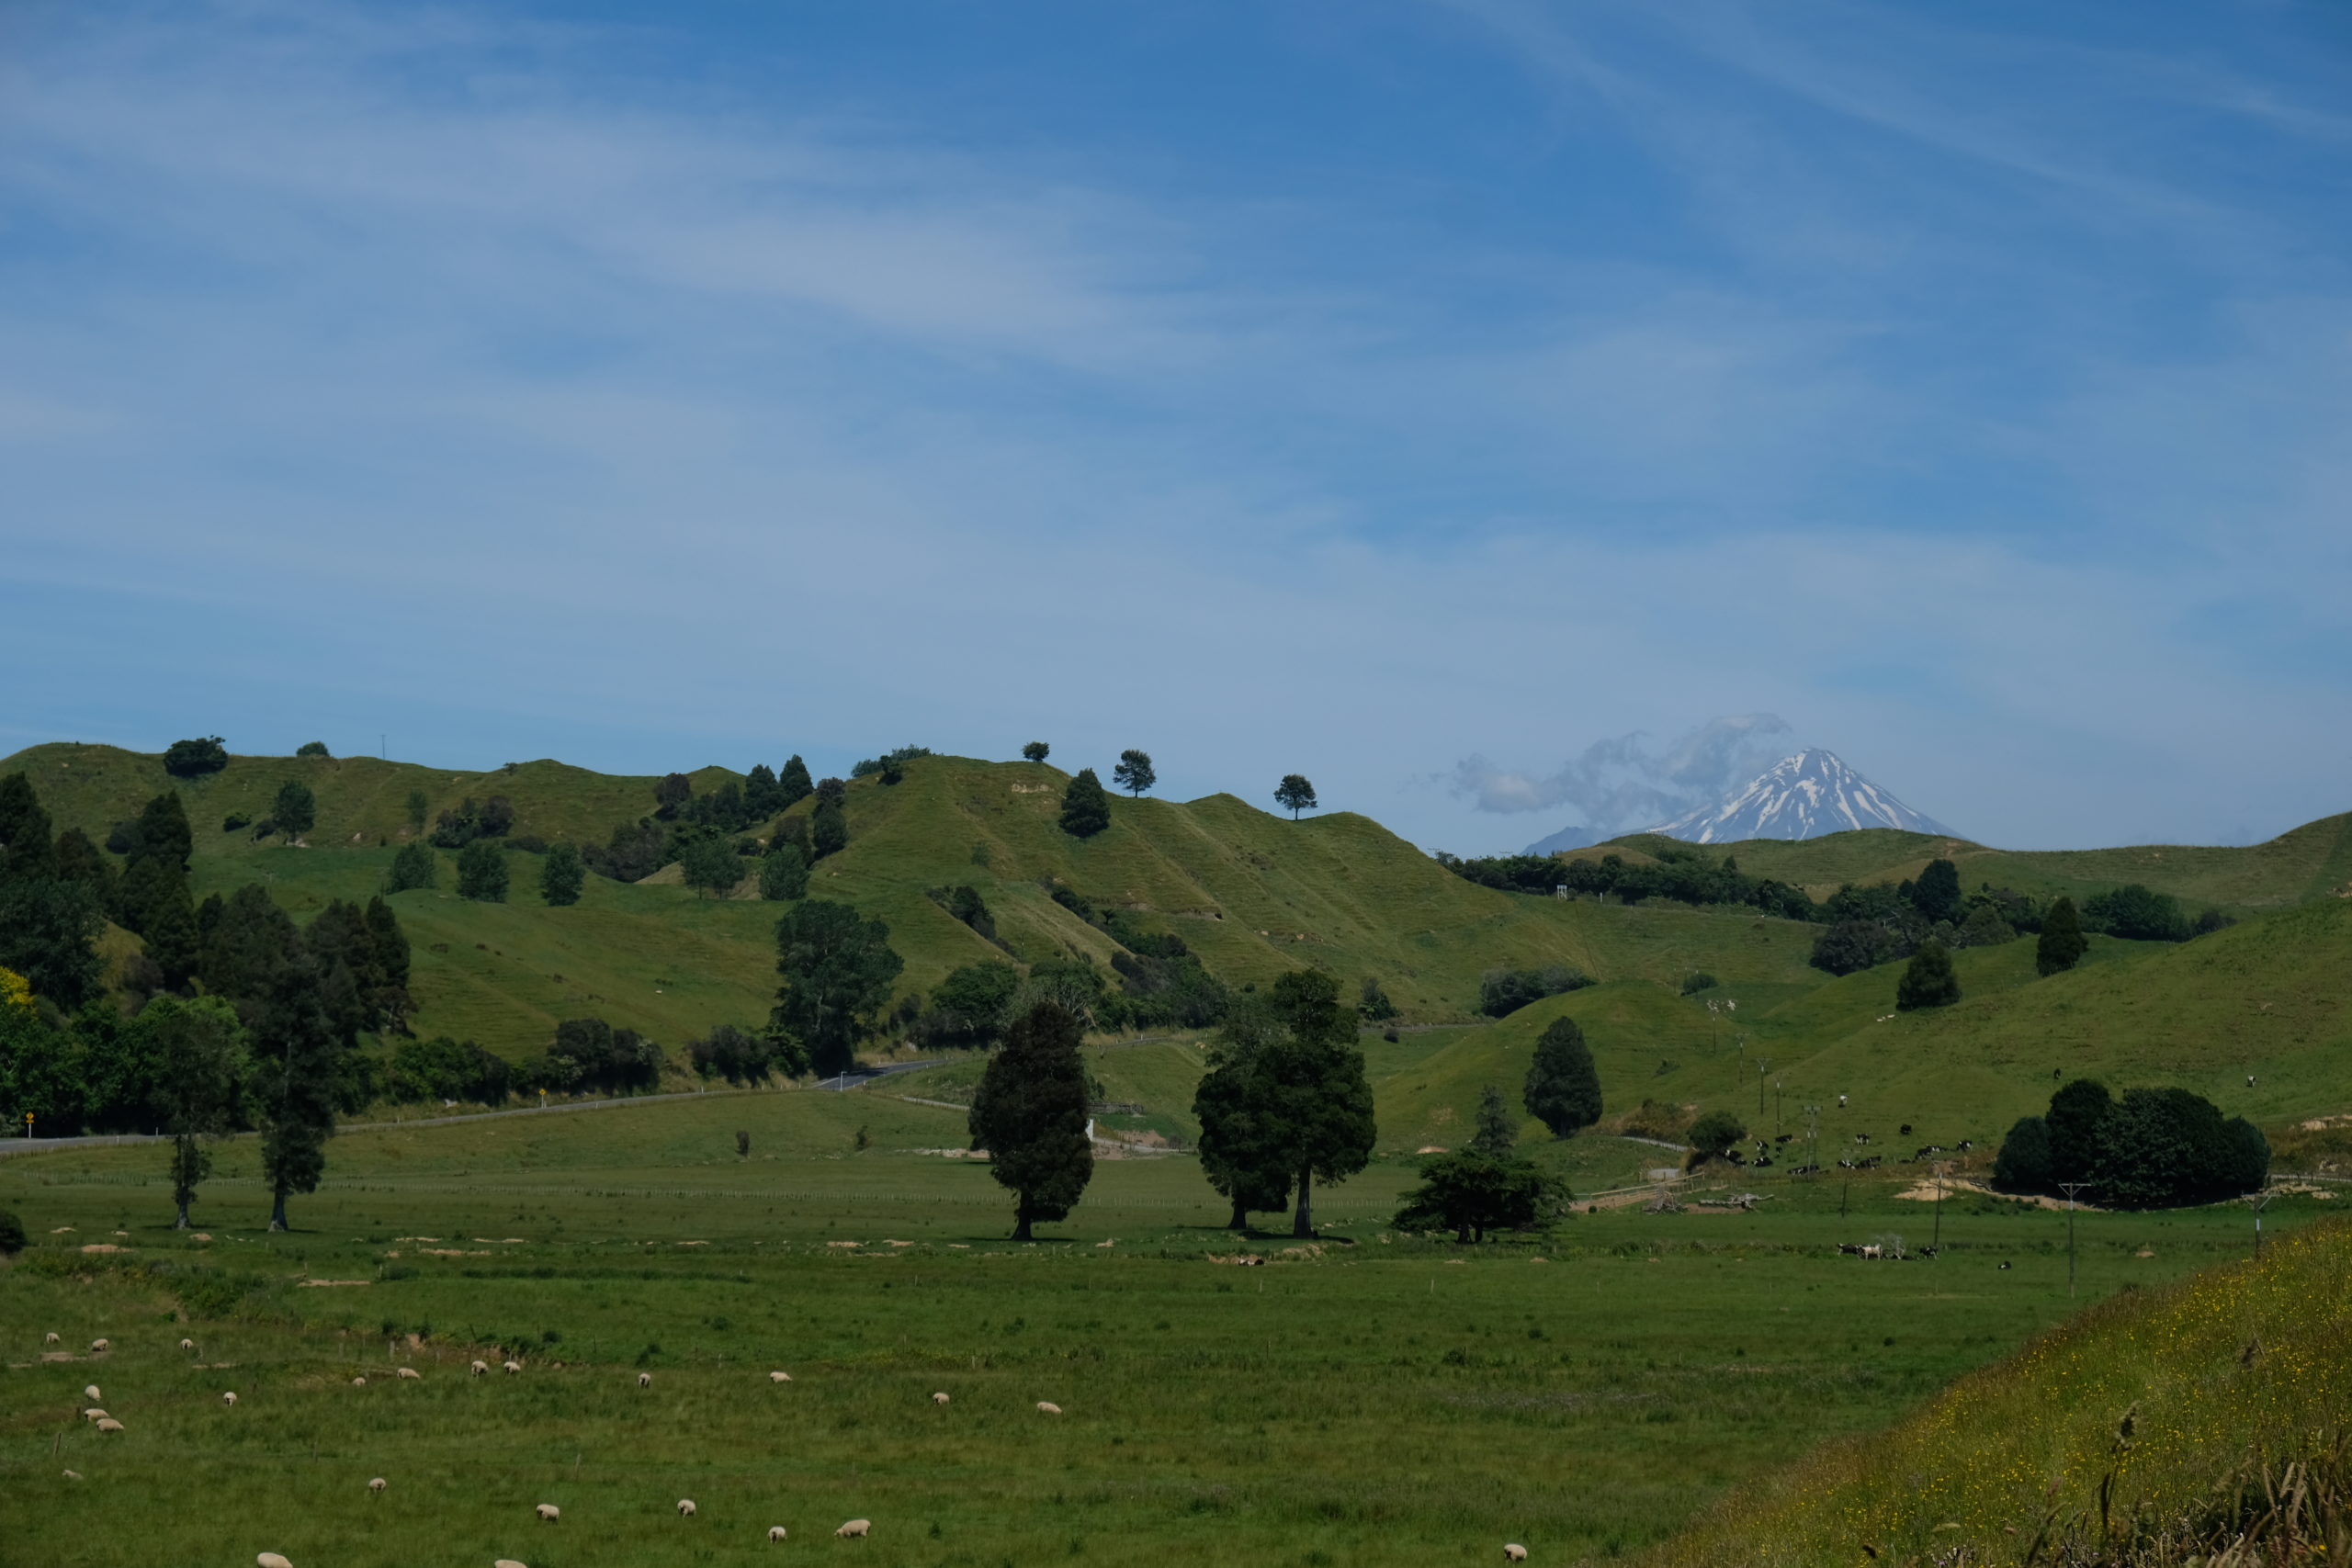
[688, 1023, 781, 1086]
[851, 745, 932, 779]
[1688, 1110, 1747, 1163]
[1679, 972, 1718, 996]
[1894, 940, 1961, 1010]
[758, 842, 808, 901]
[456, 840, 508, 902]
[384, 842, 436, 894]
[162, 737, 228, 777]
[1058, 768, 1112, 839]
[220, 814, 251, 833]
[584, 818, 669, 883]
[1476, 964, 1592, 1018]
[0, 1208, 24, 1256]
[295, 740, 330, 758]
[2083, 884, 2190, 942]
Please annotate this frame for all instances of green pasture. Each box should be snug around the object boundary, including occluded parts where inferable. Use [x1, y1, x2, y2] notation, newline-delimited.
[2, 1084, 2329, 1568]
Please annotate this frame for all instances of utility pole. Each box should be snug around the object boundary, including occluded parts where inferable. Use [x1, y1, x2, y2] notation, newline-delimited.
[1930, 1160, 1951, 1256]
[2057, 1181, 2089, 1298]
[1804, 1103, 1821, 1179]
[1774, 1078, 1784, 1135]
[1758, 1059, 1771, 1116]
[2247, 1188, 2275, 1258]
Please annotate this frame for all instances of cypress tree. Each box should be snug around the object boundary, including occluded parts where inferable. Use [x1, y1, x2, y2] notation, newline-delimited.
[778, 755, 814, 811]
[1523, 1014, 1602, 1137]
[2037, 896, 2087, 976]
[968, 1001, 1095, 1241]
[1470, 1084, 1517, 1156]
[1909, 857, 1962, 923]
[1895, 939, 1962, 1010]
[134, 792, 194, 871]
[1058, 768, 1112, 839]
[141, 874, 201, 991]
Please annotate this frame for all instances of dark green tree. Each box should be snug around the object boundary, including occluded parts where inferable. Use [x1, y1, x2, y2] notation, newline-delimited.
[778, 755, 815, 810]
[1022, 741, 1050, 763]
[143, 995, 247, 1227]
[540, 841, 586, 907]
[52, 828, 112, 895]
[295, 740, 330, 758]
[1524, 1014, 1602, 1137]
[248, 929, 345, 1231]
[0, 1210, 22, 1256]
[1689, 1109, 1747, 1164]
[968, 1001, 1095, 1240]
[1992, 1115, 2052, 1193]
[2096, 1087, 2266, 1208]
[1257, 970, 1375, 1237]
[2045, 1078, 2114, 1187]
[0, 772, 55, 882]
[162, 737, 228, 778]
[744, 763, 784, 818]
[810, 796, 849, 860]
[758, 841, 809, 901]
[197, 884, 299, 1006]
[138, 868, 201, 991]
[404, 789, 430, 834]
[1470, 1083, 1517, 1156]
[2037, 896, 2088, 976]
[1273, 774, 1317, 818]
[115, 851, 186, 936]
[0, 877, 105, 1006]
[1907, 858, 1962, 923]
[272, 780, 317, 840]
[942, 885, 994, 939]
[456, 840, 509, 902]
[1895, 940, 1961, 1010]
[385, 842, 436, 893]
[1357, 976, 1398, 1022]
[1058, 768, 1111, 839]
[918, 959, 1023, 1048]
[771, 900, 905, 1077]
[1192, 996, 1295, 1229]
[1113, 750, 1156, 797]
[654, 773, 693, 818]
[1393, 1150, 1560, 1243]
[680, 833, 741, 898]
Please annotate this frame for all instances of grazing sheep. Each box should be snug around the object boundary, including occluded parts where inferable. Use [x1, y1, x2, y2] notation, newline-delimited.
[1035, 1401, 1062, 1416]
[352, 1376, 368, 1387]
[768, 1371, 792, 1383]
[396, 1367, 420, 1380]
[495, 1561, 528, 1568]
[257, 1554, 293, 1568]
[180, 1338, 195, 1351]
[85, 1384, 102, 1402]
[677, 1499, 696, 1517]
[638, 1371, 651, 1388]
[536, 1504, 561, 1522]
[90, 1338, 109, 1353]
[62, 1469, 82, 1481]
[96, 1417, 125, 1433]
[1504, 1546, 1529, 1562]
[222, 1392, 237, 1406]
[45, 1332, 60, 1345]
[470, 1359, 490, 1377]
[768, 1526, 788, 1542]
[83, 1408, 107, 1421]
[932, 1392, 950, 1406]
[835, 1519, 871, 1538]
[368, 1477, 386, 1494]
[503, 1360, 522, 1375]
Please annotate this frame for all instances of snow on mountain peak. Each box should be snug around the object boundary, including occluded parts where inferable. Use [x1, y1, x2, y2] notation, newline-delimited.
[1641, 750, 1953, 843]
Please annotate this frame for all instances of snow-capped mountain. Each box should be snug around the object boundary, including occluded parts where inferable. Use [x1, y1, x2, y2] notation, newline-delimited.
[1643, 750, 1954, 843]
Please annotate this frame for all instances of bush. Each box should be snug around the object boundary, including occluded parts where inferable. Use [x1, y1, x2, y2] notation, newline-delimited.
[456, 840, 508, 902]
[1679, 972, 1718, 996]
[385, 1036, 512, 1104]
[758, 842, 808, 901]
[1688, 1110, 1747, 1163]
[688, 1023, 785, 1085]
[384, 842, 436, 894]
[584, 818, 669, 883]
[851, 745, 932, 779]
[539, 842, 585, 907]
[162, 737, 228, 778]
[2083, 884, 2191, 942]
[1476, 964, 1592, 1018]
[0, 1208, 24, 1256]
[295, 741, 330, 758]
[220, 813, 251, 833]
[1894, 940, 1961, 1010]
[429, 795, 514, 850]
[539, 1018, 663, 1096]
[915, 960, 1023, 1048]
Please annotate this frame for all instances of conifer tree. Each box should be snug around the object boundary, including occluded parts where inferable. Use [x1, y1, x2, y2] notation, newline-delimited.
[132, 790, 192, 871]
[778, 755, 815, 810]
[1470, 1084, 1517, 1156]
[1523, 1014, 1602, 1137]
[968, 1001, 1095, 1241]
[2037, 895, 2087, 976]
[744, 763, 784, 818]
[0, 772, 54, 882]
[1895, 939, 1962, 1010]
[1058, 768, 1112, 839]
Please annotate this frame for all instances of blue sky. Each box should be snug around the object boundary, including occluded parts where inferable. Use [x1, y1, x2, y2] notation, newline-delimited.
[3, 1, 2346, 852]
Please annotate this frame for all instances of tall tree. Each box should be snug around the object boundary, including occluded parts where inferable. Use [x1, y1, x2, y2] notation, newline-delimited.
[139, 868, 201, 991]
[778, 755, 815, 810]
[1113, 750, 1156, 797]
[540, 841, 585, 906]
[52, 828, 113, 897]
[1523, 1014, 1602, 1137]
[758, 840, 809, 901]
[1192, 997, 1295, 1229]
[2044, 1077, 2115, 1187]
[968, 1001, 1095, 1241]
[2037, 896, 2087, 976]
[654, 773, 693, 818]
[0, 772, 55, 882]
[142, 996, 247, 1227]
[134, 791, 195, 872]
[1907, 857, 1962, 924]
[0, 877, 104, 1007]
[744, 763, 784, 818]
[1058, 768, 1111, 839]
[1022, 741, 1050, 763]
[1895, 940, 1961, 1010]
[1273, 774, 1317, 819]
[1257, 970, 1375, 1237]
[273, 780, 317, 840]
[680, 834, 742, 898]
[456, 840, 509, 902]
[1470, 1084, 1518, 1156]
[809, 796, 849, 860]
[385, 842, 436, 893]
[771, 900, 905, 1077]
[244, 922, 345, 1231]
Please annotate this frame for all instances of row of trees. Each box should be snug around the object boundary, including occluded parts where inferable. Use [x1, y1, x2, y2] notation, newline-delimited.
[1995, 1078, 2267, 1208]
[1440, 845, 1816, 921]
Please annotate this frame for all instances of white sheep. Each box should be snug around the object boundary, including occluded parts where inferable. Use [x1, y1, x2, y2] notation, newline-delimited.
[90, 1338, 109, 1353]
[1504, 1546, 1529, 1562]
[504, 1360, 522, 1375]
[470, 1359, 490, 1377]
[835, 1519, 871, 1538]
[352, 1376, 368, 1387]
[677, 1499, 696, 1517]
[82, 1408, 107, 1421]
[44, 1332, 60, 1345]
[536, 1503, 561, 1522]
[62, 1469, 82, 1481]
[96, 1417, 125, 1433]
[495, 1561, 528, 1568]
[222, 1392, 238, 1406]
[84, 1383, 102, 1402]
[1035, 1401, 1063, 1416]
[180, 1338, 195, 1351]
[768, 1370, 792, 1383]
[768, 1526, 788, 1542]
[368, 1477, 386, 1494]
[257, 1554, 293, 1568]
[638, 1371, 651, 1388]
[932, 1392, 950, 1405]
[397, 1366, 420, 1380]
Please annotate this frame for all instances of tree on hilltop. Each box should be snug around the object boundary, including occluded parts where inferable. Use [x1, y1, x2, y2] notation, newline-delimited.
[968, 1001, 1094, 1241]
[1022, 741, 1050, 763]
[654, 773, 693, 818]
[2037, 896, 2087, 976]
[1113, 750, 1156, 797]
[744, 763, 784, 818]
[1523, 1014, 1601, 1138]
[296, 741, 330, 758]
[162, 737, 228, 778]
[1058, 768, 1111, 839]
[1274, 774, 1317, 819]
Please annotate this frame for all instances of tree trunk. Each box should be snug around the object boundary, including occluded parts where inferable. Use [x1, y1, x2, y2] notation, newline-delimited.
[1227, 1196, 1249, 1232]
[269, 1190, 288, 1232]
[1012, 1201, 1033, 1242]
[1293, 1168, 1313, 1238]
[175, 1199, 191, 1230]
[1456, 1221, 1470, 1245]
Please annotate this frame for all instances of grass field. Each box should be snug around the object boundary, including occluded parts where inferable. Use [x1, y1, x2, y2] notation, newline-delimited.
[2, 1082, 2334, 1568]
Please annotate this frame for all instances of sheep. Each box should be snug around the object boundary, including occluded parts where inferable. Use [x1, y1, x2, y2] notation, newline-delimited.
[768, 1370, 792, 1383]
[352, 1376, 368, 1387]
[536, 1504, 561, 1522]
[677, 1499, 697, 1517]
[62, 1469, 82, 1481]
[83, 1408, 108, 1421]
[768, 1526, 788, 1542]
[96, 1417, 125, 1433]
[180, 1338, 195, 1351]
[835, 1519, 872, 1538]
[396, 1366, 420, 1380]
[503, 1360, 522, 1375]
[45, 1332, 60, 1345]
[1504, 1547, 1529, 1562]
[90, 1338, 109, 1353]
[638, 1371, 652, 1388]
[1035, 1402, 1062, 1416]
[368, 1477, 387, 1493]
[222, 1392, 238, 1406]
[932, 1392, 950, 1406]
[495, 1561, 529, 1568]
[84, 1384, 101, 1402]
[257, 1554, 294, 1568]
[470, 1359, 490, 1377]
